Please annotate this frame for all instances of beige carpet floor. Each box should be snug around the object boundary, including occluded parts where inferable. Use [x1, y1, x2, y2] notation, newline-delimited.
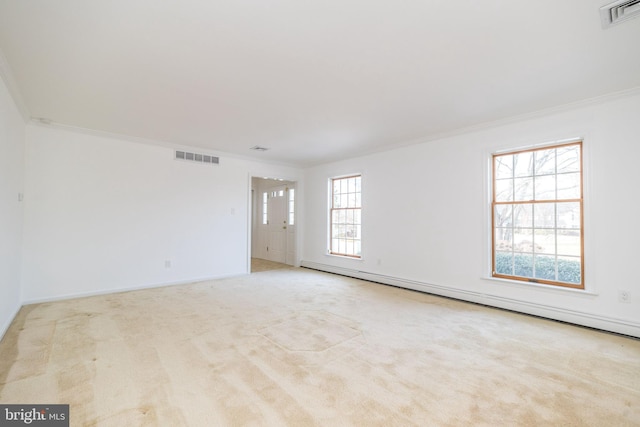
[250, 258, 292, 273]
[1, 268, 639, 426]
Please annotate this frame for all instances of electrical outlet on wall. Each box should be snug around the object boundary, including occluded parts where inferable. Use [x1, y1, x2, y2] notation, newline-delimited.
[618, 290, 630, 303]
[165, 260, 172, 269]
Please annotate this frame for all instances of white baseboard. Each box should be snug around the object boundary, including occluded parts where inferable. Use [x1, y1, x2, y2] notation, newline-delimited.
[300, 261, 640, 338]
[0, 304, 21, 343]
[21, 272, 247, 306]
[1, 273, 247, 343]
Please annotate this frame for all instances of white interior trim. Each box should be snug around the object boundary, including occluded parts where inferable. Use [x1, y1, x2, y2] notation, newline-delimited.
[300, 260, 640, 338]
[342, 86, 640, 166]
[21, 272, 247, 306]
[0, 304, 21, 343]
[0, 49, 30, 122]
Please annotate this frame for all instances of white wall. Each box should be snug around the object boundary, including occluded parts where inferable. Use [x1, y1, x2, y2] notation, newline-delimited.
[302, 90, 640, 337]
[6, 80, 640, 337]
[21, 125, 301, 302]
[0, 74, 25, 338]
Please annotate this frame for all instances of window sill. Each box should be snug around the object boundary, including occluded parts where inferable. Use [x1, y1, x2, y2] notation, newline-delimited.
[482, 276, 599, 296]
[326, 253, 364, 261]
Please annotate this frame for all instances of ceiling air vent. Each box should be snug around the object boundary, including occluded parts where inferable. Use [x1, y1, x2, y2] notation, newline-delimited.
[600, 0, 640, 28]
[175, 150, 219, 165]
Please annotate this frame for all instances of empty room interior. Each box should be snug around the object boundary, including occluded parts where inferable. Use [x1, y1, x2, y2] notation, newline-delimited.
[1, 1, 640, 425]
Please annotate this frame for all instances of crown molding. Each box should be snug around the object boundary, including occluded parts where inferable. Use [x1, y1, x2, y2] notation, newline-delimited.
[28, 120, 301, 169]
[0, 48, 30, 123]
[307, 85, 640, 167]
[418, 86, 640, 143]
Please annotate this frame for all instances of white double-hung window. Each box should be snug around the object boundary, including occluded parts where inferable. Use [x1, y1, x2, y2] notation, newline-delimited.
[492, 141, 584, 289]
[329, 175, 362, 258]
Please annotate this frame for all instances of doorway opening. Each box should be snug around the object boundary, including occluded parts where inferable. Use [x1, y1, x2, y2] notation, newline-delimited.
[250, 177, 297, 273]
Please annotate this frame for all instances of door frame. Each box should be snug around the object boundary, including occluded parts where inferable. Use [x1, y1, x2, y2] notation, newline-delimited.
[248, 175, 299, 272]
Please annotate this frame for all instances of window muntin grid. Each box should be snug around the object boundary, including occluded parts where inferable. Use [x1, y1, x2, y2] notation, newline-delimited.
[492, 141, 584, 288]
[330, 175, 362, 258]
[288, 188, 295, 226]
[262, 192, 268, 225]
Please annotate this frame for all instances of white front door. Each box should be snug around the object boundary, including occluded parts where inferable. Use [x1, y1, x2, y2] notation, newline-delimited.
[267, 186, 287, 263]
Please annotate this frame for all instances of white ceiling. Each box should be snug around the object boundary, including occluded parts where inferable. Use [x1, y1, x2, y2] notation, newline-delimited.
[1, 1, 639, 166]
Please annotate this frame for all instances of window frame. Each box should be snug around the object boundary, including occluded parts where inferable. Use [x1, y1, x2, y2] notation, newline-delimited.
[262, 192, 268, 225]
[329, 174, 362, 259]
[288, 187, 295, 226]
[491, 140, 584, 289]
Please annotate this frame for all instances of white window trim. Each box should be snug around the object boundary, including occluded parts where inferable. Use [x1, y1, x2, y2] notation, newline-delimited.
[483, 136, 594, 293]
[326, 173, 364, 260]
